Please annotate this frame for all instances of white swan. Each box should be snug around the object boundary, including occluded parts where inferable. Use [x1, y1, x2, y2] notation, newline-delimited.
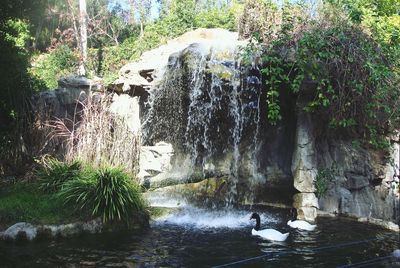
[250, 213, 289, 242]
[287, 220, 316, 231]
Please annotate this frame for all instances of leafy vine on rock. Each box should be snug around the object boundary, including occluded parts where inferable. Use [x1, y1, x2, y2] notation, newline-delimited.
[239, 0, 400, 148]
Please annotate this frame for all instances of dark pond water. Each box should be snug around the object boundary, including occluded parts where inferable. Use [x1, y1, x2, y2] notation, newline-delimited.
[0, 207, 399, 268]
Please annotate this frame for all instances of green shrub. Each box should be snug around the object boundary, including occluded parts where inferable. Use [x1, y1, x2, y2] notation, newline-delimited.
[315, 166, 336, 198]
[36, 158, 82, 193]
[195, 6, 238, 31]
[59, 166, 145, 223]
[30, 45, 79, 89]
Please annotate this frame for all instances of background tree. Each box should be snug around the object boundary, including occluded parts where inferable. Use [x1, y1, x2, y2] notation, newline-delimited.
[0, 0, 47, 174]
[79, 0, 88, 75]
[132, 0, 152, 37]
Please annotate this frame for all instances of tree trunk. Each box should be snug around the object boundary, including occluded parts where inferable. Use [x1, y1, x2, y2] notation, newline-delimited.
[33, 18, 44, 50]
[79, 0, 88, 76]
[128, 0, 135, 25]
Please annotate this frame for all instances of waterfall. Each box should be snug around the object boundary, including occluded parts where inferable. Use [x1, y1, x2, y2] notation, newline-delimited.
[141, 34, 265, 205]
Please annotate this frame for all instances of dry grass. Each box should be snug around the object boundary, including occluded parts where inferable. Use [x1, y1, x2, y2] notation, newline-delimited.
[51, 93, 140, 175]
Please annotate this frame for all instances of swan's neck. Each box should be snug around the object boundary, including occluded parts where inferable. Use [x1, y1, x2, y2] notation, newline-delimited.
[254, 216, 260, 231]
[290, 208, 297, 221]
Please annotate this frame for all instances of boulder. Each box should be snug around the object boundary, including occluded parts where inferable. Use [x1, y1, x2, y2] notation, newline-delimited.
[292, 167, 317, 192]
[109, 94, 141, 133]
[57, 76, 102, 105]
[138, 142, 174, 182]
[296, 207, 317, 223]
[3, 222, 37, 241]
[293, 193, 319, 209]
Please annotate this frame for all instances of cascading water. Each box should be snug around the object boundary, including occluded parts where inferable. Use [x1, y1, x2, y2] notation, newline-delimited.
[154, 207, 279, 229]
[142, 32, 265, 206]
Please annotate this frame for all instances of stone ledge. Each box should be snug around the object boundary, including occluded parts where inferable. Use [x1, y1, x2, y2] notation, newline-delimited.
[0, 219, 102, 242]
[0, 217, 148, 242]
[317, 210, 400, 232]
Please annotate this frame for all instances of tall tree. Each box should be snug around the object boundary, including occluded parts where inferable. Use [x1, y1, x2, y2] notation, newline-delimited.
[132, 0, 152, 37]
[79, 0, 88, 75]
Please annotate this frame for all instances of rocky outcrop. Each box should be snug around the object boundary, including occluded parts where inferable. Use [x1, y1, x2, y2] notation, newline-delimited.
[31, 76, 141, 172]
[110, 28, 242, 94]
[290, 81, 398, 225]
[112, 28, 298, 206]
[316, 139, 399, 224]
[291, 110, 319, 222]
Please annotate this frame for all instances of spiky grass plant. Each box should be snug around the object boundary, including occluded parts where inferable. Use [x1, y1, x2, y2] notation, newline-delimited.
[59, 166, 145, 223]
[36, 157, 82, 193]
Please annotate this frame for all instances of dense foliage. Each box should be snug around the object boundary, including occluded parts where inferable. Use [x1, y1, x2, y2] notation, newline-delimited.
[31, 0, 241, 87]
[240, 0, 400, 148]
[30, 45, 79, 89]
[0, 1, 48, 175]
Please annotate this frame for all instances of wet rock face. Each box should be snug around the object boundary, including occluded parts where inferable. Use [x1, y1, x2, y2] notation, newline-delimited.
[316, 139, 399, 223]
[127, 29, 298, 205]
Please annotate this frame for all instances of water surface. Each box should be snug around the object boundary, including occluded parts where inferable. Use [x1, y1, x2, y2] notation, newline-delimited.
[0, 207, 399, 267]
